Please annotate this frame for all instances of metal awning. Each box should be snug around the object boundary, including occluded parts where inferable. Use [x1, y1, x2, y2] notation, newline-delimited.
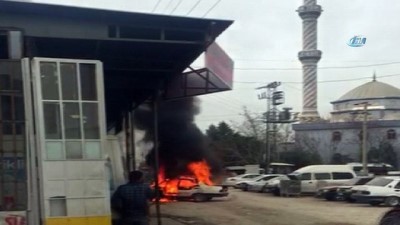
[0, 1, 234, 128]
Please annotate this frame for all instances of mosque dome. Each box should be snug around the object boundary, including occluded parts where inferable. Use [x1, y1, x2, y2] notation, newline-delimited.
[336, 77, 400, 102]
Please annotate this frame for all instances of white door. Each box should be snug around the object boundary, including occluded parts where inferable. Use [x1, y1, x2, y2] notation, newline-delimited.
[28, 57, 110, 222]
[300, 173, 317, 193]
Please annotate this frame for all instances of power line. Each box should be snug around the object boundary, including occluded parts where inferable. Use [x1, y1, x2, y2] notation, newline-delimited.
[206, 95, 244, 111]
[151, 0, 162, 13]
[202, 0, 222, 17]
[186, 0, 201, 16]
[163, 0, 174, 13]
[193, 61, 400, 73]
[233, 61, 400, 71]
[234, 72, 400, 85]
[233, 58, 399, 63]
[170, 0, 183, 14]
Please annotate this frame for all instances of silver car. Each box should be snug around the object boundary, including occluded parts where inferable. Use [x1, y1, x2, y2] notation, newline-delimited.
[247, 175, 286, 192]
[224, 173, 260, 187]
[236, 174, 282, 191]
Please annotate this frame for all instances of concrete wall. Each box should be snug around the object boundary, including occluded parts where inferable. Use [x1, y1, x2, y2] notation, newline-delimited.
[294, 123, 400, 167]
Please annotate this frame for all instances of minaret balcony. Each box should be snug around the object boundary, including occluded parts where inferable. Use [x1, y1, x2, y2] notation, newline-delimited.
[298, 50, 322, 62]
[297, 5, 322, 19]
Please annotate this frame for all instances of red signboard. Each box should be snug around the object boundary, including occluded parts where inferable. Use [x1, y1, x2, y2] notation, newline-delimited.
[164, 42, 234, 100]
[205, 42, 234, 89]
[0, 212, 26, 225]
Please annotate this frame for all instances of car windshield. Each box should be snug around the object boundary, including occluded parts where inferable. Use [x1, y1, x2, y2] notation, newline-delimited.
[268, 176, 287, 182]
[344, 177, 368, 185]
[251, 175, 266, 181]
[354, 178, 373, 185]
[366, 178, 393, 187]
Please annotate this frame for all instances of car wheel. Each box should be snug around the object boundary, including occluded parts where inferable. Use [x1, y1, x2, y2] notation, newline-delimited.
[385, 196, 400, 207]
[347, 198, 356, 203]
[206, 197, 213, 201]
[192, 194, 208, 202]
[379, 208, 400, 225]
[273, 188, 280, 196]
[325, 194, 336, 201]
[370, 201, 381, 206]
[243, 184, 249, 191]
[260, 186, 266, 193]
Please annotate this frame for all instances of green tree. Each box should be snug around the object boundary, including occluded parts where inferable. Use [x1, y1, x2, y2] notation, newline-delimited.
[280, 147, 322, 168]
[368, 142, 397, 168]
[206, 121, 264, 166]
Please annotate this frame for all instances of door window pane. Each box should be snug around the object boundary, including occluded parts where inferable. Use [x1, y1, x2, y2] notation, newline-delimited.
[0, 74, 10, 90]
[1, 95, 12, 120]
[66, 141, 83, 159]
[40, 62, 59, 100]
[15, 96, 24, 121]
[46, 142, 63, 160]
[49, 197, 67, 217]
[300, 173, 311, 180]
[80, 64, 97, 100]
[43, 103, 62, 139]
[2, 122, 12, 134]
[332, 172, 354, 180]
[315, 173, 331, 180]
[60, 63, 79, 100]
[63, 103, 81, 139]
[85, 142, 101, 159]
[82, 103, 99, 139]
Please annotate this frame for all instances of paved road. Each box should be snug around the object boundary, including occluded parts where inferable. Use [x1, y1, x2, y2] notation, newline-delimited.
[151, 189, 390, 225]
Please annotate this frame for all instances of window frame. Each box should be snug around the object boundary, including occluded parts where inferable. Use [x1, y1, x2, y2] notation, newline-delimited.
[387, 129, 396, 140]
[32, 58, 105, 161]
[332, 131, 342, 142]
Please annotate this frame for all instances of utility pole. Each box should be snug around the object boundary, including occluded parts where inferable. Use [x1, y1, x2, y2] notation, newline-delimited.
[355, 102, 370, 176]
[257, 81, 281, 173]
[362, 103, 369, 176]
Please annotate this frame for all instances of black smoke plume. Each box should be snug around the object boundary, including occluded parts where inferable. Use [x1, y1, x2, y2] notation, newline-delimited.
[134, 97, 221, 179]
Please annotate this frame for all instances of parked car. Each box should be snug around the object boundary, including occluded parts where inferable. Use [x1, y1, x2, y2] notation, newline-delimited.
[263, 175, 293, 196]
[235, 174, 281, 191]
[379, 207, 400, 225]
[352, 176, 400, 206]
[289, 165, 356, 193]
[161, 176, 229, 202]
[347, 163, 395, 176]
[223, 173, 260, 187]
[316, 176, 373, 201]
[247, 175, 287, 192]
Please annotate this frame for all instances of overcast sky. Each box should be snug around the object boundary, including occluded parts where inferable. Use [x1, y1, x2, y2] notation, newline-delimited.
[30, 0, 400, 131]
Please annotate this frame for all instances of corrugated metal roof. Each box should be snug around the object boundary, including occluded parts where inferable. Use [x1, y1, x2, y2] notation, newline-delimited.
[337, 80, 400, 101]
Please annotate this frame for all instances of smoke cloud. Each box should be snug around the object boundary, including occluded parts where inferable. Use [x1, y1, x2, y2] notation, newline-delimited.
[134, 97, 222, 179]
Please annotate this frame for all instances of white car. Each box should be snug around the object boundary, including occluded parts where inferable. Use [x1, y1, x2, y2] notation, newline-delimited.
[224, 173, 260, 187]
[352, 176, 400, 206]
[235, 174, 282, 191]
[248, 175, 288, 192]
[289, 165, 356, 193]
[263, 175, 292, 195]
[160, 176, 229, 202]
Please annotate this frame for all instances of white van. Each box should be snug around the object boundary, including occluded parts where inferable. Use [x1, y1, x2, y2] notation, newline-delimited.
[290, 165, 356, 193]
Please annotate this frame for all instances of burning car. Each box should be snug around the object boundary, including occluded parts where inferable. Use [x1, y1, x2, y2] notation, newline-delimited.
[158, 176, 228, 202]
[155, 160, 229, 202]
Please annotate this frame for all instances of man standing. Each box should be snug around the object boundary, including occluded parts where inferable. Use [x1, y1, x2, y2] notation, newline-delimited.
[112, 170, 154, 225]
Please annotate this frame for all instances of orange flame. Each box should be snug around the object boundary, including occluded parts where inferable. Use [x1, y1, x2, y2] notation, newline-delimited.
[154, 160, 213, 202]
[187, 160, 213, 185]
